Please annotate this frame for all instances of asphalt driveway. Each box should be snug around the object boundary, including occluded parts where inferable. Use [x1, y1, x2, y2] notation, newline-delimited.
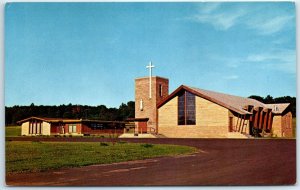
[6, 138, 296, 186]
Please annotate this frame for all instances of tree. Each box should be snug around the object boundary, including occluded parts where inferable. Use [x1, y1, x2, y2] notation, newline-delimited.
[249, 95, 296, 117]
[248, 95, 264, 102]
[264, 95, 274, 104]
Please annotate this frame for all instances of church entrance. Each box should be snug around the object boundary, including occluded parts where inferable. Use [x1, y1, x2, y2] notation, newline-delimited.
[138, 121, 148, 133]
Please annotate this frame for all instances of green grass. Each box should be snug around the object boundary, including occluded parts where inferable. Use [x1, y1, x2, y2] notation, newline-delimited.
[5, 126, 21, 137]
[6, 141, 197, 174]
[292, 117, 296, 138]
[5, 125, 118, 138]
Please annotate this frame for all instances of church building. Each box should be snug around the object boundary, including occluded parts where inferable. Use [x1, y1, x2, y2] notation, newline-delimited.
[17, 63, 293, 138]
[134, 63, 293, 138]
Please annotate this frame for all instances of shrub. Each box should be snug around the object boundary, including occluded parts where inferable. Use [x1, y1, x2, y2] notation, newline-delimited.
[100, 142, 109, 146]
[118, 141, 127, 144]
[140, 143, 154, 148]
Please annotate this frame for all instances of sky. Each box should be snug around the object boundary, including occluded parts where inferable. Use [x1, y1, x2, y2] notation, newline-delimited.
[5, 2, 296, 108]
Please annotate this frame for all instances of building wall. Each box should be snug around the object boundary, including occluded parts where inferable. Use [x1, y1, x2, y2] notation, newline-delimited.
[157, 96, 178, 131]
[281, 111, 293, 138]
[135, 77, 169, 130]
[196, 96, 229, 127]
[22, 121, 51, 136]
[76, 123, 82, 134]
[42, 122, 51, 135]
[21, 121, 29, 136]
[272, 115, 282, 137]
[50, 123, 60, 134]
[229, 112, 250, 134]
[64, 123, 81, 134]
[158, 95, 230, 138]
[81, 124, 123, 135]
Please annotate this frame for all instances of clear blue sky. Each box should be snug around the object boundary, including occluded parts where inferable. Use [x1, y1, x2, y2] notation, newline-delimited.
[5, 2, 296, 107]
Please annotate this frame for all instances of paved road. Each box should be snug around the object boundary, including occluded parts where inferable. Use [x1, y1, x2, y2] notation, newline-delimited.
[6, 138, 296, 186]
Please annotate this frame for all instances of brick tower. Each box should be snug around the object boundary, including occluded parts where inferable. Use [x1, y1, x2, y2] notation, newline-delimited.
[135, 62, 169, 132]
[135, 76, 169, 132]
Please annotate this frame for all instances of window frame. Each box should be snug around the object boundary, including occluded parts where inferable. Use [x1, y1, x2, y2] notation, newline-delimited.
[159, 84, 163, 97]
[178, 91, 196, 125]
[68, 124, 77, 133]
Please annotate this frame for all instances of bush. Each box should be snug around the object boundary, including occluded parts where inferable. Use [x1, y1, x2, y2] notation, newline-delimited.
[118, 141, 127, 144]
[100, 142, 109, 146]
[140, 143, 154, 148]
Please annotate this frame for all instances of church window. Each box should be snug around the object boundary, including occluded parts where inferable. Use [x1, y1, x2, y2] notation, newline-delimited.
[140, 99, 143, 111]
[159, 84, 163, 97]
[178, 91, 196, 125]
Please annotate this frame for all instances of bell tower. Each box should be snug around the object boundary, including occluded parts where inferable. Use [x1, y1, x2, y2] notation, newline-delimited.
[135, 62, 169, 132]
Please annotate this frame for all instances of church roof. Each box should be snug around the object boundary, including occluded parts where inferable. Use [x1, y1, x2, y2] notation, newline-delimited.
[16, 116, 82, 124]
[265, 103, 290, 114]
[17, 116, 127, 125]
[157, 85, 290, 115]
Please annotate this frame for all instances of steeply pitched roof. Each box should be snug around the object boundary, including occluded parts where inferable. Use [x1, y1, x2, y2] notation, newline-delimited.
[157, 85, 290, 115]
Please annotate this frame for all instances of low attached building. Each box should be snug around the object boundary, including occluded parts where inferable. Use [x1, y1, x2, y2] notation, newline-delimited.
[17, 117, 125, 136]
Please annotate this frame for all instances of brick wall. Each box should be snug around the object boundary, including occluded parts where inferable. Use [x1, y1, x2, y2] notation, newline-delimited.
[135, 76, 169, 129]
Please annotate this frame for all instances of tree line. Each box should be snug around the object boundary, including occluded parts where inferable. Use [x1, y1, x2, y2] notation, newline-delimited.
[5, 95, 296, 126]
[5, 101, 135, 126]
[248, 95, 296, 116]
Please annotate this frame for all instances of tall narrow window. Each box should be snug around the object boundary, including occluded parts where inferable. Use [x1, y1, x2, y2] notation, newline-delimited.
[178, 91, 196, 125]
[178, 91, 185, 125]
[139, 99, 143, 111]
[159, 84, 163, 97]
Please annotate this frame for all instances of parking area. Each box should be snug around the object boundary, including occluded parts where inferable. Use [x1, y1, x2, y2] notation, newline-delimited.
[6, 138, 296, 186]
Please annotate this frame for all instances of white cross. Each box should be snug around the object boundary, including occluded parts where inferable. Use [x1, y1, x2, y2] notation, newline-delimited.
[146, 61, 155, 99]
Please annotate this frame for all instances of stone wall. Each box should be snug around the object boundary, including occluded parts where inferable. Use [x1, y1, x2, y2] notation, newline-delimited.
[196, 96, 228, 127]
[158, 95, 230, 138]
[272, 115, 282, 137]
[157, 96, 178, 131]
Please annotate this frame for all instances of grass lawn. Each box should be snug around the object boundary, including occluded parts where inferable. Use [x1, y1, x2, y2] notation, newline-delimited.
[5, 126, 21, 137]
[5, 125, 118, 138]
[6, 141, 197, 174]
